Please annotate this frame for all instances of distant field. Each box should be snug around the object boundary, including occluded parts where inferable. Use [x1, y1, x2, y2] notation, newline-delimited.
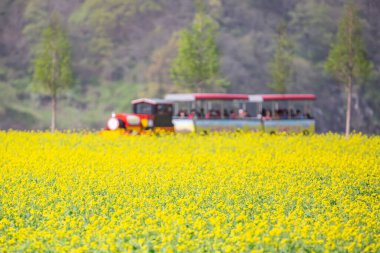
[0, 131, 379, 252]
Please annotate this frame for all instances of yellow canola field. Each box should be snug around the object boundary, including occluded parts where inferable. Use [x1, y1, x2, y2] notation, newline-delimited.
[0, 131, 379, 252]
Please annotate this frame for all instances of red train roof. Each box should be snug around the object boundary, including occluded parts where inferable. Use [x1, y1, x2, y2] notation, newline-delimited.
[254, 94, 316, 101]
[165, 93, 316, 102]
[165, 93, 250, 101]
[194, 93, 250, 100]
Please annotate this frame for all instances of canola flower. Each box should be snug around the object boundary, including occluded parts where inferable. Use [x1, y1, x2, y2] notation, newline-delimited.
[0, 131, 379, 252]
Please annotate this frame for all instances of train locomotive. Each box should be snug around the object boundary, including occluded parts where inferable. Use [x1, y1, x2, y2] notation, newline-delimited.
[104, 93, 316, 135]
[104, 98, 175, 134]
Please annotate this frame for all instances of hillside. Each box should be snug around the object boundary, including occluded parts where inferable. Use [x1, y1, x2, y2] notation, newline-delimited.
[0, 0, 379, 133]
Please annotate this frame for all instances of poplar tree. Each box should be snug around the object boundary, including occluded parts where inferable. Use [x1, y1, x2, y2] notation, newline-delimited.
[268, 23, 293, 94]
[325, 1, 372, 138]
[33, 12, 73, 132]
[170, 7, 226, 92]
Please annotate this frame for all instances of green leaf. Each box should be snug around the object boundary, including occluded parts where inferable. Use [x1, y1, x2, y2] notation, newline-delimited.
[170, 11, 228, 92]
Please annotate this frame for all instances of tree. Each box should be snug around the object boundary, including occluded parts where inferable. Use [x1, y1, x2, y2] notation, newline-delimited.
[267, 22, 293, 94]
[325, 1, 372, 138]
[33, 12, 73, 132]
[170, 8, 227, 92]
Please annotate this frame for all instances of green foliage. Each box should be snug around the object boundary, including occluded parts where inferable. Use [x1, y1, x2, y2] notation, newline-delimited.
[0, 82, 16, 114]
[170, 11, 227, 92]
[61, 81, 140, 129]
[22, 0, 50, 47]
[145, 34, 178, 97]
[32, 11, 73, 131]
[33, 12, 73, 96]
[267, 23, 293, 94]
[325, 2, 372, 86]
[325, 1, 373, 137]
[0, 107, 37, 130]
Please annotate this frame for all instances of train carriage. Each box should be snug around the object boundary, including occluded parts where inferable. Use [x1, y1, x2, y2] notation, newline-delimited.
[165, 93, 316, 134]
[103, 93, 316, 134]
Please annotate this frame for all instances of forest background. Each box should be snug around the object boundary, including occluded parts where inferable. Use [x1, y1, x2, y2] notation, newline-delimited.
[0, 0, 379, 133]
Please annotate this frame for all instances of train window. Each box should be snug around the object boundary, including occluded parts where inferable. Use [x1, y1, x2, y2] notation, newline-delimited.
[134, 103, 153, 115]
[156, 104, 173, 116]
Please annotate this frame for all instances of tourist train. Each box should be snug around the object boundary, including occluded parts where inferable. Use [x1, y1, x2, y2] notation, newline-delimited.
[104, 93, 316, 134]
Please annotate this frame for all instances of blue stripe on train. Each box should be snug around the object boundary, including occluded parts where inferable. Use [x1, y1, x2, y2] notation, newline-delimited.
[172, 118, 315, 132]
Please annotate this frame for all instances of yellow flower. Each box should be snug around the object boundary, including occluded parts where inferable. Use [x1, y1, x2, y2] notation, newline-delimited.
[0, 131, 378, 252]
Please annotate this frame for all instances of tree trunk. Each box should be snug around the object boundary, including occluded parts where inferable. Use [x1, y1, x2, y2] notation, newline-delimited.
[345, 76, 352, 138]
[51, 94, 56, 132]
[51, 47, 58, 133]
